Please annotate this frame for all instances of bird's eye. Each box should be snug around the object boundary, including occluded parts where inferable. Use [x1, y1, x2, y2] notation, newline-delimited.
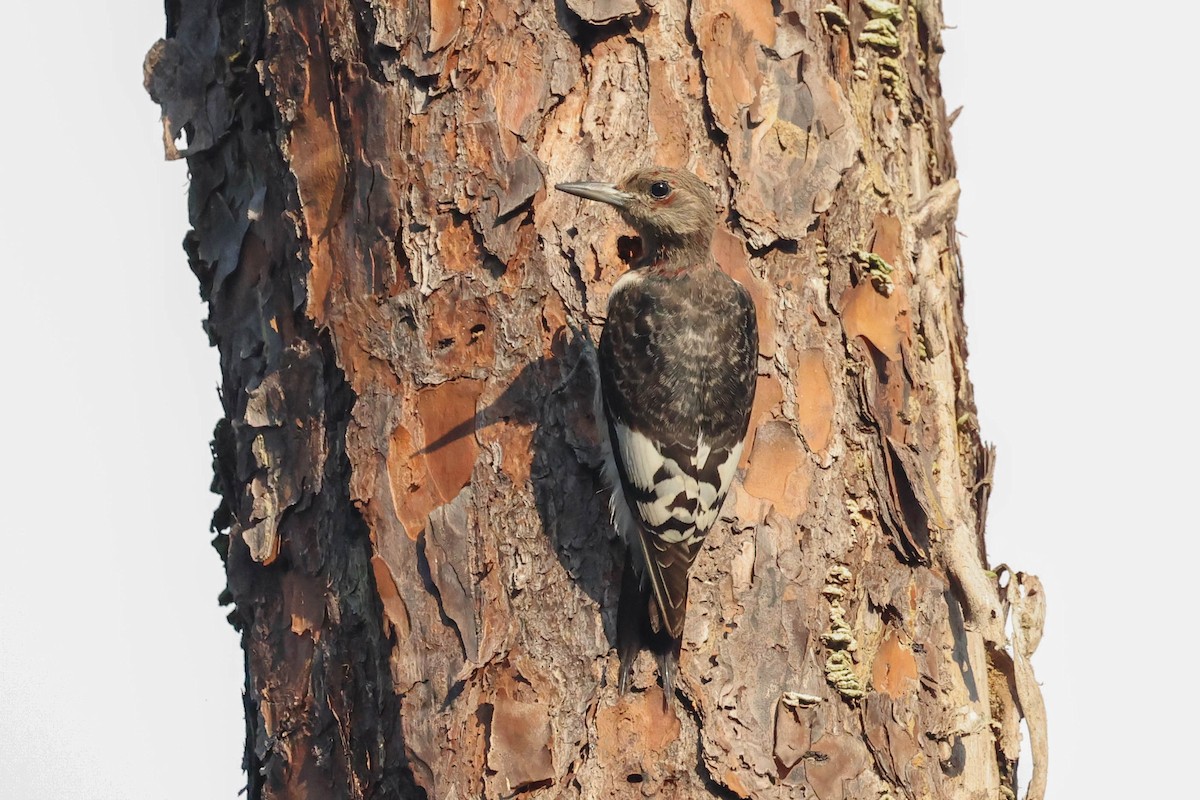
[649, 181, 671, 199]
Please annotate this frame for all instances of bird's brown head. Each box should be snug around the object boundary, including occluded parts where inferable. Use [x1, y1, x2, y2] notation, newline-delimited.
[556, 166, 718, 253]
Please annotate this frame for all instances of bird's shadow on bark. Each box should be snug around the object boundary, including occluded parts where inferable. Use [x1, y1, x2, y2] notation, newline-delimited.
[419, 324, 624, 654]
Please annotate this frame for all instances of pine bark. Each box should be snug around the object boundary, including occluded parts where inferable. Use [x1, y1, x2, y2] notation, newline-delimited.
[145, 1, 1046, 798]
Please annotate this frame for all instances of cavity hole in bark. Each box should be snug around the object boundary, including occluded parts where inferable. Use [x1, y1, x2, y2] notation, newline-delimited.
[617, 235, 641, 265]
[484, 255, 506, 280]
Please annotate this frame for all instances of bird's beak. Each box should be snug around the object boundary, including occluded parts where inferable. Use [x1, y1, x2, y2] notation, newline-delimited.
[554, 180, 632, 209]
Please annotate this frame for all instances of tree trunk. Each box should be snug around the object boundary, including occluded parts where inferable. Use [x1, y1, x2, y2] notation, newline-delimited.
[144, 0, 1046, 798]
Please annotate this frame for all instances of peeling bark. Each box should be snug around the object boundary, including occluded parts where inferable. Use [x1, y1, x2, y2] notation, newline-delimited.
[146, 0, 1046, 797]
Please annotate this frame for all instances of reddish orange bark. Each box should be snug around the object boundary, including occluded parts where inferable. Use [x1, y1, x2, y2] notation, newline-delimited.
[146, 0, 1045, 797]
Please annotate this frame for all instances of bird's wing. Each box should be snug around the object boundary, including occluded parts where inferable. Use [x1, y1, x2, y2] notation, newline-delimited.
[607, 419, 733, 637]
[636, 515, 702, 640]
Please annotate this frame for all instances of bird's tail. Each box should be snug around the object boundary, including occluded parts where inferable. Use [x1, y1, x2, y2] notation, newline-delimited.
[617, 551, 685, 704]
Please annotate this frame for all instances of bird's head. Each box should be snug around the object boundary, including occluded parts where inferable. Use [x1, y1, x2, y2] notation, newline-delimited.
[556, 166, 718, 252]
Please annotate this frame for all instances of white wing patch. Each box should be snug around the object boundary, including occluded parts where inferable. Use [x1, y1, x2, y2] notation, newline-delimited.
[692, 435, 712, 470]
[716, 441, 742, 496]
[613, 424, 666, 495]
[610, 425, 743, 544]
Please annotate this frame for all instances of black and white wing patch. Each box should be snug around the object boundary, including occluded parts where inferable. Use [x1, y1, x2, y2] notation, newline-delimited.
[609, 425, 744, 546]
[605, 422, 744, 637]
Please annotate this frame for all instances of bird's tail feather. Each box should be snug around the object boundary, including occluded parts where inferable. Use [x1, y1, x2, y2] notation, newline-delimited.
[617, 549, 685, 703]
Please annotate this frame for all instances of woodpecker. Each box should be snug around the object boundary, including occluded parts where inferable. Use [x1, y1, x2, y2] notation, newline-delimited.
[556, 167, 758, 696]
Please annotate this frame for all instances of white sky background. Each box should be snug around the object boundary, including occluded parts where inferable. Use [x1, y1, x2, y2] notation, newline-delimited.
[0, 1, 1195, 798]
[0, 2, 242, 798]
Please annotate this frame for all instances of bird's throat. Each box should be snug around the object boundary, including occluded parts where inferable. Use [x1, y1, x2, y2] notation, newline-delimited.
[636, 231, 711, 272]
